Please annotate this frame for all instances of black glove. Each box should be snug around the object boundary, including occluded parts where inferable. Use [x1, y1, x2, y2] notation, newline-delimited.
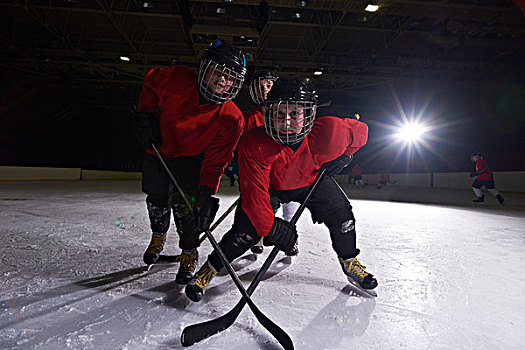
[263, 217, 298, 252]
[318, 154, 353, 177]
[131, 108, 161, 148]
[197, 186, 219, 232]
[470, 170, 482, 177]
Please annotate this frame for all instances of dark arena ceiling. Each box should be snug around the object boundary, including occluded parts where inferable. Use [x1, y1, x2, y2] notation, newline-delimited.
[1, 0, 525, 171]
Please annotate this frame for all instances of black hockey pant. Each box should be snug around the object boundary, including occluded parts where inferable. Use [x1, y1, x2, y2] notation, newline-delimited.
[142, 153, 203, 250]
[208, 176, 359, 271]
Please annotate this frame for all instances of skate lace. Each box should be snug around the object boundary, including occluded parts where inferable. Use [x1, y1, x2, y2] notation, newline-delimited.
[194, 265, 217, 290]
[175, 253, 198, 274]
[346, 259, 369, 279]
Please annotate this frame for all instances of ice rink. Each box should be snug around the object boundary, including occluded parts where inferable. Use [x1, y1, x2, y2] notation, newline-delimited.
[1, 179, 524, 350]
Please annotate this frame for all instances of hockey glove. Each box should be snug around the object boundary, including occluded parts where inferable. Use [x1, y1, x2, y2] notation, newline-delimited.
[196, 186, 220, 232]
[131, 109, 161, 148]
[470, 170, 482, 177]
[263, 217, 298, 252]
[318, 154, 353, 177]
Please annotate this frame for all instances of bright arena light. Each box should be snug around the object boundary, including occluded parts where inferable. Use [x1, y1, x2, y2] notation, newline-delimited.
[396, 122, 426, 143]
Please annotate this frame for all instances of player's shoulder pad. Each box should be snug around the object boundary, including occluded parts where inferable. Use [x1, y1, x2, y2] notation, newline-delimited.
[145, 65, 196, 84]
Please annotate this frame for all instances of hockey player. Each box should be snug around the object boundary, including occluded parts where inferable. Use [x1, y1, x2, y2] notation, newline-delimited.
[245, 70, 300, 256]
[132, 39, 247, 285]
[376, 171, 391, 189]
[185, 77, 378, 302]
[470, 151, 504, 204]
[225, 162, 238, 187]
[351, 164, 364, 189]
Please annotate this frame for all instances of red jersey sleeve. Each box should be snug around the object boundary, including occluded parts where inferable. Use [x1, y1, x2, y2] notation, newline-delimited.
[244, 109, 265, 132]
[238, 128, 279, 237]
[200, 104, 245, 192]
[137, 67, 168, 113]
[342, 118, 368, 157]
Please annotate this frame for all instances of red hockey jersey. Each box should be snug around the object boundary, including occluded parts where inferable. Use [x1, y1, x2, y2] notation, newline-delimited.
[138, 66, 244, 192]
[351, 165, 362, 176]
[380, 173, 390, 182]
[475, 159, 493, 180]
[238, 116, 368, 237]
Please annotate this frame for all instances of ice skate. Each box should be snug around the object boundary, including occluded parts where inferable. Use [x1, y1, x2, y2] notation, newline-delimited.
[175, 249, 198, 285]
[496, 194, 505, 205]
[143, 232, 167, 265]
[339, 257, 377, 297]
[472, 195, 484, 203]
[185, 260, 218, 302]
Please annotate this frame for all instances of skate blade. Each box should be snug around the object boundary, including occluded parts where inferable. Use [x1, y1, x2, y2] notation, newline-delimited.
[183, 297, 193, 308]
[278, 256, 293, 265]
[346, 279, 377, 297]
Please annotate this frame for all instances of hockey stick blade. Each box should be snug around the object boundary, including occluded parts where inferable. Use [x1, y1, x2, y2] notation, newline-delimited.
[187, 231, 293, 349]
[182, 295, 293, 349]
[181, 247, 281, 347]
[181, 299, 244, 346]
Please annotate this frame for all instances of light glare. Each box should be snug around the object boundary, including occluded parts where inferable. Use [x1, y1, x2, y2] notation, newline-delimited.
[396, 123, 426, 142]
[365, 4, 379, 12]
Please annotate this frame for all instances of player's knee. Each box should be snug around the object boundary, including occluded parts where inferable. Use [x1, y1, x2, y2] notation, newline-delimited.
[146, 195, 169, 207]
[323, 206, 355, 232]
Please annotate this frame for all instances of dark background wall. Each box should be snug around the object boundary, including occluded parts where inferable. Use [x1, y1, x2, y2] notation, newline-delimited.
[2, 75, 524, 173]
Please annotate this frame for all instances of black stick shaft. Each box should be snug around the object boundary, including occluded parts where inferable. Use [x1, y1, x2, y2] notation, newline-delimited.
[181, 170, 326, 347]
[199, 198, 239, 244]
[150, 144, 293, 349]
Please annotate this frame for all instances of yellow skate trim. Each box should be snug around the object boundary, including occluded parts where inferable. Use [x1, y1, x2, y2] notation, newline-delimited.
[340, 258, 370, 280]
[175, 253, 199, 274]
[145, 234, 167, 255]
[193, 263, 217, 291]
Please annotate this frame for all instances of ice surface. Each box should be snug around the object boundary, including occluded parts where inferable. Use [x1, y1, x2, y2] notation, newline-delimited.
[1, 180, 524, 350]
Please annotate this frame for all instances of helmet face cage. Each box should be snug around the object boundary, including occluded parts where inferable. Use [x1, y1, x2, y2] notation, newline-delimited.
[264, 100, 316, 145]
[198, 58, 246, 104]
[249, 73, 278, 106]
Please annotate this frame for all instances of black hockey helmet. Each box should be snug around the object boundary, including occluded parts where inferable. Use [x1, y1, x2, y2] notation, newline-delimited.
[470, 151, 482, 162]
[263, 77, 318, 146]
[198, 39, 247, 104]
[249, 70, 279, 106]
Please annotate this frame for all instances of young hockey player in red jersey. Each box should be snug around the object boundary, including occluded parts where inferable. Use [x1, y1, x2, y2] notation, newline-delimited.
[244, 70, 301, 256]
[244, 70, 277, 131]
[376, 171, 391, 189]
[470, 151, 504, 204]
[185, 77, 378, 302]
[132, 39, 247, 285]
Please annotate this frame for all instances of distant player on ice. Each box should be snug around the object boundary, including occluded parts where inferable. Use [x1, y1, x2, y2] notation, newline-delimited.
[132, 39, 247, 285]
[376, 171, 393, 189]
[184, 77, 378, 302]
[470, 151, 504, 204]
[351, 163, 364, 189]
[225, 162, 238, 187]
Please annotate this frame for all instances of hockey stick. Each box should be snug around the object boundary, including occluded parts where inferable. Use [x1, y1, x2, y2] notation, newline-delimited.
[156, 198, 240, 262]
[181, 169, 327, 347]
[150, 143, 293, 350]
